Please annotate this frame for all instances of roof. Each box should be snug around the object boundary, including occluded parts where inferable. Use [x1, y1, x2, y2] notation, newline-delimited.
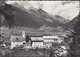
[43, 36, 58, 38]
[27, 33, 42, 37]
[31, 37, 43, 41]
[10, 36, 25, 42]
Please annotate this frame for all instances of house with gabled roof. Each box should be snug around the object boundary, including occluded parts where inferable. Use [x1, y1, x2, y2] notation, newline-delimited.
[43, 36, 63, 48]
[30, 37, 44, 48]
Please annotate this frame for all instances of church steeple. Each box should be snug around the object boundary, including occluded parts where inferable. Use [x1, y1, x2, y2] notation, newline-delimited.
[22, 31, 26, 39]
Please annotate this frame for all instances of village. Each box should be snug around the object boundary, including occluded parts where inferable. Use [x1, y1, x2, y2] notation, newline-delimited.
[0, 0, 79, 57]
[10, 31, 64, 49]
[0, 27, 70, 57]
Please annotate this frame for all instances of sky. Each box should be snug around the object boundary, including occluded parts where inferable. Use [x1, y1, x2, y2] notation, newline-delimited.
[6, 1, 79, 20]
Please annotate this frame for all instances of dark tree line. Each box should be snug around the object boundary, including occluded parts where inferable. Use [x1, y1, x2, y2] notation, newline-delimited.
[0, 1, 14, 28]
[49, 13, 80, 57]
[26, 35, 30, 42]
[69, 13, 80, 57]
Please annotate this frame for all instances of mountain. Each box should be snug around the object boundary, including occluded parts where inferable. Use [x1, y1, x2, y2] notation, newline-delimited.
[63, 13, 80, 30]
[53, 15, 70, 23]
[28, 7, 70, 24]
[28, 8, 64, 26]
[0, 3, 67, 29]
[0, 4, 39, 28]
[12, 2, 68, 25]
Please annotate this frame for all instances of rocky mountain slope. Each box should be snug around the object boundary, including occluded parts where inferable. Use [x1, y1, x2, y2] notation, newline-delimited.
[63, 13, 80, 30]
[0, 3, 76, 30]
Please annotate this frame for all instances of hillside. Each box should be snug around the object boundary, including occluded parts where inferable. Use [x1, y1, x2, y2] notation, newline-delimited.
[0, 4, 41, 28]
[0, 3, 70, 29]
[53, 15, 70, 23]
[63, 13, 80, 30]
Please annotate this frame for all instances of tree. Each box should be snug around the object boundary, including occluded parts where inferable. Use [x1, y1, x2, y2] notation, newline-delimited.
[49, 48, 55, 57]
[26, 35, 30, 42]
[69, 13, 80, 57]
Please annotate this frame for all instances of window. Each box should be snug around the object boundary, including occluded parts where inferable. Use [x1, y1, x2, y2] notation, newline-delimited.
[54, 39, 57, 41]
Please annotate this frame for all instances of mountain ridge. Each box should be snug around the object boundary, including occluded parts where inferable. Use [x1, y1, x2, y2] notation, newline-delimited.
[63, 13, 80, 30]
[0, 3, 77, 30]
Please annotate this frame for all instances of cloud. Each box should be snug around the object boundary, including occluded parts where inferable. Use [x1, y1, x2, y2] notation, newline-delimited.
[6, 1, 79, 20]
[52, 2, 79, 20]
[39, 1, 79, 20]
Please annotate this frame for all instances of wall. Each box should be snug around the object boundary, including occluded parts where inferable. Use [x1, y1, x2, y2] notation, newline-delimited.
[11, 42, 24, 49]
[32, 42, 43, 47]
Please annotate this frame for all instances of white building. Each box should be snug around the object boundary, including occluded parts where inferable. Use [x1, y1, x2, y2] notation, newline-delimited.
[43, 36, 63, 48]
[30, 37, 43, 48]
[55, 46, 68, 57]
[10, 36, 26, 49]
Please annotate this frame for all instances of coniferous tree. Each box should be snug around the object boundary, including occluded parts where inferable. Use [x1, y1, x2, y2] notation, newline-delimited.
[26, 35, 30, 42]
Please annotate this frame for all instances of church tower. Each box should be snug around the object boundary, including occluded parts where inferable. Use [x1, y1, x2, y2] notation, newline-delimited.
[22, 31, 26, 39]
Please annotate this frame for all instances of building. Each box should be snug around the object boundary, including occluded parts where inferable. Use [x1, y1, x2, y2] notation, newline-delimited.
[55, 46, 68, 57]
[43, 36, 62, 48]
[10, 36, 26, 49]
[30, 37, 44, 48]
[22, 31, 26, 38]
